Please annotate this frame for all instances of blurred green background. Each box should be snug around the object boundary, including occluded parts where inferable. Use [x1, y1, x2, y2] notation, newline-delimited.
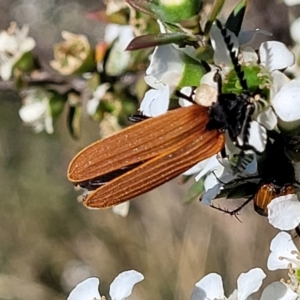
[0, 0, 296, 299]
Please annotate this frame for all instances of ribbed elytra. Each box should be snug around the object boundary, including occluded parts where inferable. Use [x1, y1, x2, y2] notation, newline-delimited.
[68, 104, 225, 208]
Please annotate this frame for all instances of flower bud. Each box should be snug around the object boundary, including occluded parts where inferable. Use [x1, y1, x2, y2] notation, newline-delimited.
[157, 0, 202, 23]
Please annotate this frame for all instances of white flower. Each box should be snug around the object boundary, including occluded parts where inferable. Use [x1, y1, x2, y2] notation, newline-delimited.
[104, 24, 134, 76]
[268, 232, 299, 270]
[18, 88, 55, 134]
[259, 41, 294, 73]
[139, 44, 184, 117]
[191, 268, 266, 300]
[139, 17, 205, 117]
[267, 232, 300, 297]
[86, 83, 111, 116]
[140, 74, 170, 116]
[0, 22, 35, 80]
[247, 41, 296, 134]
[268, 194, 300, 230]
[67, 270, 144, 300]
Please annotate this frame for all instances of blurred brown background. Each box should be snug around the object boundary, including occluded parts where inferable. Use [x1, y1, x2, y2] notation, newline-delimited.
[0, 0, 296, 299]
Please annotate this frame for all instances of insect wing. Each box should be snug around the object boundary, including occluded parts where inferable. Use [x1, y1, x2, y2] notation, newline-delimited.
[68, 105, 214, 183]
[67, 104, 225, 208]
[84, 126, 224, 208]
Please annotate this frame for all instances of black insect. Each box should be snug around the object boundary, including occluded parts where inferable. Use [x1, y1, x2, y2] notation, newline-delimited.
[206, 19, 264, 152]
[203, 21, 300, 225]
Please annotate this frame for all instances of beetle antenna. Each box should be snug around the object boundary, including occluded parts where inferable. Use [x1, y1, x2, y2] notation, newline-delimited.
[215, 19, 248, 91]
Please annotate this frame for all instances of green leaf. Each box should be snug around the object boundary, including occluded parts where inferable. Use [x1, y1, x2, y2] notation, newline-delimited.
[179, 54, 206, 87]
[14, 51, 36, 73]
[126, 32, 194, 50]
[225, 0, 247, 36]
[158, 0, 202, 23]
[127, 0, 202, 23]
[49, 91, 66, 118]
[183, 180, 205, 203]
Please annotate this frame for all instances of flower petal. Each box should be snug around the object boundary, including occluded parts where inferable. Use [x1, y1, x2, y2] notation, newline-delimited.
[19, 101, 46, 123]
[241, 47, 258, 63]
[259, 41, 295, 72]
[87, 83, 111, 116]
[268, 194, 300, 230]
[183, 157, 210, 176]
[67, 277, 100, 300]
[270, 70, 290, 98]
[0, 61, 12, 81]
[267, 232, 299, 270]
[272, 80, 300, 122]
[103, 24, 122, 45]
[191, 273, 225, 300]
[21, 37, 36, 52]
[257, 107, 277, 130]
[194, 155, 222, 182]
[237, 268, 266, 300]
[112, 202, 130, 217]
[201, 184, 221, 205]
[146, 44, 183, 92]
[260, 281, 299, 300]
[109, 270, 144, 300]
[139, 83, 170, 117]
